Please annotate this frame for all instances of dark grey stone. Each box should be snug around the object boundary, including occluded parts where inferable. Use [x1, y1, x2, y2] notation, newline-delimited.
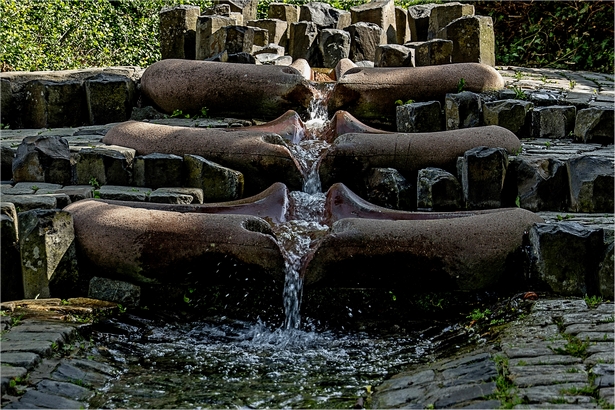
[299, 2, 350, 30]
[215, 0, 259, 22]
[97, 185, 151, 201]
[441, 357, 497, 386]
[416, 167, 462, 211]
[427, 2, 474, 40]
[227, 51, 256, 64]
[482, 99, 533, 137]
[13, 389, 84, 409]
[345, 22, 383, 63]
[51, 362, 109, 388]
[445, 91, 482, 130]
[567, 155, 614, 213]
[1, 194, 57, 211]
[408, 3, 434, 41]
[130, 106, 167, 121]
[12, 135, 71, 185]
[133, 153, 184, 189]
[372, 385, 427, 408]
[319, 29, 350, 68]
[574, 107, 614, 145]
[159, 5, 200, 60]
[530, 222, 604, 296]
[54, 185, 94, 203]
[1, 145, 15, 180]
[0, 340, 54, 356]
[396, 101, 442, 133]
[460, 146, 508, 209]
[375, 44, 414, 67]
[183, 154, 244, 202]
[88, 276, 141, 307]
[404, 39, 452, 66]
[223, 26, 255, 54]
[289, 21, 320, 67]
[437, 15, 495, 66]
[365, 167, 413, 210]
[350, 0, 396, 44]
[430, 382, 496, 408]
[22, 80, 87, 129]
[36, 379, 94, 401]
[510, 156, 569, 212]
[85, 74, 136, 125]
[598, 242, 614, 300]
[1, 204, 22, 302]
[530, 106, 576, 138]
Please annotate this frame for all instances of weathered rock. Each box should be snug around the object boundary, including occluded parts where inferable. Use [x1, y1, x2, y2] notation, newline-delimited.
[598, 242, 614, 300]
[102, 120, 303, 195]
[73, 145, 135, 186]
[427, 2, 474, 40]
[438, 15, 495, 66]
[130, 105, 167, 121]
[396, 100, 442, 133]
[482, 99, 533, 137]
[404, 39, 452, 66]
[184, 154, 244, 201]
[36, 379, 94, 401]
[213, 25, 255, 54]
[12, 135, 71, 185]
[22, 80, 87, 129]
[247, 19, 289, 48]
[530, 222, 604, 296]
[88, 276, 141, 307]
[329, 63, 504, 123]
[365, 167, 412, 210]
[344, 22, 384, 62]
[64, 200, 286, 284]
[417, 167, 462, 211]
[319, 126, 520, 192]
[0, 194, 58, 211]
[150, 187, 204, 204]
[1, 78, 13, 127]
[530, 105, 576, 138]
[509, 156, 569, 212]
[460, 146, 508, 209]
[159, 5, 200, 60]
[252, 27, 270, 48]
[55, 185, 94, 202]
[253, 43, 285, 56]
[567, 155, 614, 213]
[196, 15, 237, 60]
[319, 29, 351, 68]
[229, 51, 257, 64]
[303, 203, 542, 290]
[11, 390, 83, 409]
[574, 107, 614, 144]
[351, 0, 397, 44]
[445, 91, 482, 130]
[268, 3, 299, 24]
[375, 44, 414, 67]
[215, 0, 259, 22]
[393, 8, 411, 46]
[289, 21, 320, 66]
[132, 153, 184, 189]
[18, 209, 79, 299]
[1, 145, 15, 180]
[140, 60, 315, 119]
[1, 202, 22, 302]
[97, 185, 152, 201]
[407, 3, 435, 42]
[85, 74, 136, 125]
[300, 2, 351, 30]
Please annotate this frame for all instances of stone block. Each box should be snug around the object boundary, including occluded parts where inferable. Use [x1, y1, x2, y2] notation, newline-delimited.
[482, 99, 533, 137]
[253, 43, 285, 56]
[1, 202, 23, 301]
[510, 156, 569, 212]
[19, 209, 79, 299]
[149, 187, 201, 204]
[395, 7, 410, 44]
[445, 91, 482, 130]
[530, 222, 604, 296]
[85, 74, 136, 125]
[133, 153, 184, 189]
[530, 106, 576, 138]
[215, 25, 255, 54]
[227, 52, 256, 64]
[88, 276, 140, 308]
[1, 195, 58, 211]
[203, 3, 232, 16]
[184, 154, 244, 202]
[247, 19, 288, 47]
[196, 15, 237, 60]
[574, 107, 614, 144]
[1, 146, 15, 180]
[396, 100, 442, 133]
[375, 44, 414, 67]
[438, 15, 495, 66]
[12, 135, 71, 185]
[598, 242, 614, 300]
[345, 22, 384, 62]
[268, 3, 299, 24]
[460, 146, 508, 209]
[408, 3, 434, 42]
[97, 185, 152, 202]
[23, 80, 87, 129]
[319, 29, 351, 68]
[567, 155, 614, 213]
[300, 2, 351, 30]
[73, 145, 135, 186]
[351, 0, 397, 44]
[159, 5, 200, 60]
[250, 26, 269, 47]
[417, 167, 462, 211]
[289, 21, 320, 66]
[404, 39, 452, 66]
[365, 167, 412, 210]
[33, 193, 71, 208]
[215, 0, 258, 22]
[54, 185, 94, 203]
[427, 2, 474, 40]
[1, 78, 13, 128]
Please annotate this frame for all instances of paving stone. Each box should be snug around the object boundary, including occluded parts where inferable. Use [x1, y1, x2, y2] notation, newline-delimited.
[9, 389, 84, 409]
[97, 185, 152, 201]
[591, 363, 614, 388]
[505, 346, 561, 359]
[51, 362, 109, 388]
[586, 342, 614, 355]
[0, 341, 54, 356]
[513, 372, 589, 388]
[371, 385, 427, 408]
[518, 382, 591, 403]
[36, 379, 94, 401]
[445, 91, 482, 130]
[532, 300, 589, 312]
[441, 359, 497, 387]
[376, 369, 435, 391]
[509, 364, 585, 376]
[460, 399, 502, 409]
[585, 351, 615, 366]
[428, 381, 496, 408]
[1, 195, 57, 211]
[575, 331, 614, 342]
[509, 355, 583, 366]
[564, 323, 614, 335]
[598, 387, 614, 405]
[561, 312, 615, 326]
[0, 352, 41, 370]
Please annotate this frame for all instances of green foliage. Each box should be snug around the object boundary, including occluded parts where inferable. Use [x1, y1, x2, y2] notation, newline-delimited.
[552, 333, 590, 359]
[474, 1, 614, 73]
[510, 86, 527, 100]
[456, 78, 466, 93]
[467, 308, 491, 321]
[88, 177, 100, 190]
[584, 294, 604, 308]
[395, 99, 414, 106]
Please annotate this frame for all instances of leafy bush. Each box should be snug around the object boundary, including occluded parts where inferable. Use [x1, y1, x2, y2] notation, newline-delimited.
[470, 0, 614, 73]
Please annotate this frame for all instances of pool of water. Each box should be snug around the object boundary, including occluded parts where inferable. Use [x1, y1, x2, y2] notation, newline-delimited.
[87, 314, 453, 409]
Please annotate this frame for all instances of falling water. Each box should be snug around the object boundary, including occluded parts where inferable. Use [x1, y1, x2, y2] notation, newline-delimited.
[278, 83, 334, 330]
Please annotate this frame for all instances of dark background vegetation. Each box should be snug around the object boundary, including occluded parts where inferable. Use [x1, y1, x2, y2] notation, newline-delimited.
[1, 0, 613, 73]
